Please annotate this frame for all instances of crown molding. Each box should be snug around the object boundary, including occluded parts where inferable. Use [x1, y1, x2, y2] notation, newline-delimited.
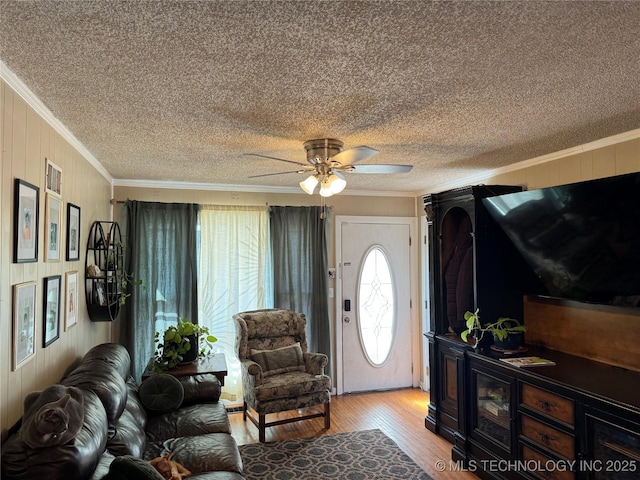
[423, 128, 640, 195]
[0, 60, 113, 183]
[111, 178, 416, 197]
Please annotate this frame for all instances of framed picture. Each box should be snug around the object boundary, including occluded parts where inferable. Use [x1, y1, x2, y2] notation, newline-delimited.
[13, 282, 37, 370]
[96, 281, 107, 306]
[66, 203, 81, 261]
[45, 194, 63, 262]
[43, 275, 61, 347]
[45, 158, 62, 196]
[13, 179, 39, 263]
[65, 271, 78, 330]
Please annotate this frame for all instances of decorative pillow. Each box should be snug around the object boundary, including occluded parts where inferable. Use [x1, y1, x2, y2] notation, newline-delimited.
[101, 455, 164, 480]
[250, 342, 305, 377]
[138, 374, 184, 414]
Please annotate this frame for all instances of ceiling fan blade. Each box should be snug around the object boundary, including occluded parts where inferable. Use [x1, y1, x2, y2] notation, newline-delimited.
[344, 164, 413, 174]
[331, 146, 378, 166]
[245, 153, 307, 167]
[248, 170, 302, 178]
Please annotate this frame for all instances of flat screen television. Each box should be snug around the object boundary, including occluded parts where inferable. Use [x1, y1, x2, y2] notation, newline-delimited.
[482, 172, 640, 308]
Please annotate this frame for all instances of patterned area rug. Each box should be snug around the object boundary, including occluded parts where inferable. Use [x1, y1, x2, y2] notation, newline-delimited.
[239, 429, 433, 480]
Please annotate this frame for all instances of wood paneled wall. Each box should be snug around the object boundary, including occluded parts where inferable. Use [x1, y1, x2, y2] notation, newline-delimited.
[524, 297, 640, 373]
[486, 137, 640, 191]
[1, 79, 113, 434]
[485, 137, 640, 371]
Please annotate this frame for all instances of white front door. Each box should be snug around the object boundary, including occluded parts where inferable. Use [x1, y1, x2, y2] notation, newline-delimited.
[338, 219, 414, 393]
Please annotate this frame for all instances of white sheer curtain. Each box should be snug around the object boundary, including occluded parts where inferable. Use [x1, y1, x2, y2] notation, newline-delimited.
[198, 205, 273, 403]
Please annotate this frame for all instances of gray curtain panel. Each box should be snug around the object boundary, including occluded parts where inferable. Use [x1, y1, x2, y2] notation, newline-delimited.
[121, 200, 200, 381]
[270, 206, 331, 379]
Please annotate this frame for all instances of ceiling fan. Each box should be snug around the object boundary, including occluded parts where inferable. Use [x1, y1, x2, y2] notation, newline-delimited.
[246, 138, 413, 197]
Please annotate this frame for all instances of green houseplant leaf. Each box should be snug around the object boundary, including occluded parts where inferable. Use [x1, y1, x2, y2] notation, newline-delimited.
[460, 310, 526, 349]
[152, 318, 218, 372]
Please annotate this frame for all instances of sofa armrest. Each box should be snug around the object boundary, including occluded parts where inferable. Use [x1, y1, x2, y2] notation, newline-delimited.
[179, 374, 221, 405]
[240, 359, 263, 385]
[304, 352, 328, 375]
[1, 390, 108, 480]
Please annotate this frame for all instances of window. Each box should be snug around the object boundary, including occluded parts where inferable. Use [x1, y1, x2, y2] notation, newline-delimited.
[357, 247, 395, 366]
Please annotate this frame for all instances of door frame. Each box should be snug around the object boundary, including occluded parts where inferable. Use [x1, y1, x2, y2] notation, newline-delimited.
[334, 215, 420, 395]
[420, 215, 430, 392]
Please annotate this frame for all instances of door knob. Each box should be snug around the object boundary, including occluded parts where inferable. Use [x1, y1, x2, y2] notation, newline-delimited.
[343, 316, 351, 324]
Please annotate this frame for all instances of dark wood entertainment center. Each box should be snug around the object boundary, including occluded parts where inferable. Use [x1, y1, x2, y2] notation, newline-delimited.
[423, 183, 640, 480]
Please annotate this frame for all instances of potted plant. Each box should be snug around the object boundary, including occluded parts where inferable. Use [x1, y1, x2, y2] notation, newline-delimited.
[461, 309, 526, 350]
[153, 318, 217, 372]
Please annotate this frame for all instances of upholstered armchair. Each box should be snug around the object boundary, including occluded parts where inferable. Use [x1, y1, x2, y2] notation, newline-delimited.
[233, 309, 331, 442]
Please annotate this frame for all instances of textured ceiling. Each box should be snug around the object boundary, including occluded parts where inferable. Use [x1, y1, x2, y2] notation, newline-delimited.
[1, 1, 639, 195]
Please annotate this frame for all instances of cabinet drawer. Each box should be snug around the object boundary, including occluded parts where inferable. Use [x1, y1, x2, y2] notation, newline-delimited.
[521, 415, 575, 459]
[522, 444, 575, 480]
[522, 383, 574, 426]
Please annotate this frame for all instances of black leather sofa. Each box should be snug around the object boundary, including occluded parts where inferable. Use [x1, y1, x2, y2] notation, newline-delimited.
[1, 343, 244, 480]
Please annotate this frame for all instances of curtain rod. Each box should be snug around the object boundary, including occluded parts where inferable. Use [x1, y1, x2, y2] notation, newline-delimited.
[111, 199, 333, 210]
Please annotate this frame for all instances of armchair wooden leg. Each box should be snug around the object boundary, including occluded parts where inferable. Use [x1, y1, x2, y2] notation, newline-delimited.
[324, 402, 331, 430]
[259, 414, 266, 443]
[246, 403, 330, 442]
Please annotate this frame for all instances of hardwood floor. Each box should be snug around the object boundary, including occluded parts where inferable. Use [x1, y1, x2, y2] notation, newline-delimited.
[228, 388, 477, 479]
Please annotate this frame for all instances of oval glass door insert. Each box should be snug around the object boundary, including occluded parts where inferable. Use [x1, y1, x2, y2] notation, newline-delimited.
[357, 246, 395, 366]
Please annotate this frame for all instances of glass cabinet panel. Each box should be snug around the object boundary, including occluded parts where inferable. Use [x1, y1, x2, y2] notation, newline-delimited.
[588, 416, 640, 480]
[476, 372, 511, 448]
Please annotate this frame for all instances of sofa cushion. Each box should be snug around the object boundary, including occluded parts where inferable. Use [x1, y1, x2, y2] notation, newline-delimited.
[101, 455, 163, 480]
[145, 402, 231, 442]
[62, 362, 128, 429]
[254, 370, 331, 402]
[187, 473, 245, 480]
[250, 342, 305, 377]
[254, 390, 331, 416]
[81, 343, 131, 381]
[60, 344, 131, 431]
[88, 451, 115, 480]
[107, 408, 146, 457]
[144, 432, 242, 475]
[125, 377, 148, 430]
[139, 374, 184, 414]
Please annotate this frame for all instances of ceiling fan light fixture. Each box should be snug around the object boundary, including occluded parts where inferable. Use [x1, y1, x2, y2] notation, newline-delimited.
[319, 173, 346, 197]
[319, 176, 334, 197]
[300, 174, 319, 195]
[328, 172, 346, 194]
[250, 137, 408, 197]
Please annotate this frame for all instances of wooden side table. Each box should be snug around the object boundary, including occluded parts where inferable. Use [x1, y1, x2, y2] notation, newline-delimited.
[145, 353, 228, 385]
